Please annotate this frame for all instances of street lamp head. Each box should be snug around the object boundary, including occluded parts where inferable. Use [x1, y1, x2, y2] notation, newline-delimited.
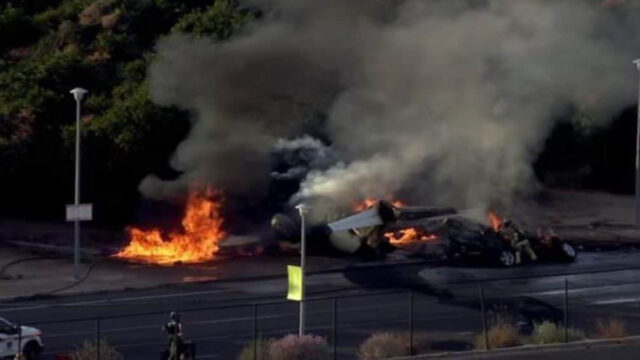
[295, 203, 310, 215]
[634, 59, 640, 70]
[70, 88, 88, 102]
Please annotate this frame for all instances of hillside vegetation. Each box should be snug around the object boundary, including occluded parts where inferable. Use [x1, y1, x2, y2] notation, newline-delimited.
[0, 0, 637, 228]
[0, 0, 253, 225]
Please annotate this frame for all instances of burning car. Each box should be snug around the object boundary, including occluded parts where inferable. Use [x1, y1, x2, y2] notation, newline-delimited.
[393, 216, 577, 267]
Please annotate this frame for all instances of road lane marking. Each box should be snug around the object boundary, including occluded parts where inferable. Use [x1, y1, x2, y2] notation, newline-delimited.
[516, 284, 629, 297]
[0, 288, 237, 312]
[64, 288, 237, 305]
[516, 283, 639, 296]
[591, 297, 640, 305]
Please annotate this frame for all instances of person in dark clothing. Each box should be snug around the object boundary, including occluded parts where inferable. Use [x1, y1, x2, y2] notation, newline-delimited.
[163, 312, 183, 360]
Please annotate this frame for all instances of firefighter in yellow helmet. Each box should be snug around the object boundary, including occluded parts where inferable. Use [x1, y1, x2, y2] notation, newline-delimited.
[499, 219, 537, 264]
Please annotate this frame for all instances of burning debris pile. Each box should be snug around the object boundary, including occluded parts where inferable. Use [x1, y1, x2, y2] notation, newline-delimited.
[353, 199, 440, 245]
[384, 228, 438, 245]
[114, 189, 226, 265]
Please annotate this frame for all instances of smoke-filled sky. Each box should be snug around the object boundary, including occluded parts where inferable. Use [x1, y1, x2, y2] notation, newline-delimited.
[142, 0, 640, 211]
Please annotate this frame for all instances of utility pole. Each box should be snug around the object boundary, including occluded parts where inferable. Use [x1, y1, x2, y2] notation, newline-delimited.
[634, 60, 640, 227]
[70, 88, 88, 279]
[296, 203, 309, 337]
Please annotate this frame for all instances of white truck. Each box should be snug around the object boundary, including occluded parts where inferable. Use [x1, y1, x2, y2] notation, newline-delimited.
[0, 318, 43, 360]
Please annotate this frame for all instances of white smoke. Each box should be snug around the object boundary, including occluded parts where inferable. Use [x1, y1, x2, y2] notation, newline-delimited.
[143, 0, 640, 210]
[271, 136, 336, 180]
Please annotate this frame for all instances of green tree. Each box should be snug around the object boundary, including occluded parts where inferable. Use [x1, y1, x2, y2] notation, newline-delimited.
[172, 0, 252, 39]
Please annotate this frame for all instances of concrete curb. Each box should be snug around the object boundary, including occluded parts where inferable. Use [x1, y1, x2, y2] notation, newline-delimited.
[3, 236, 640, 304]
[391, 335, 640, 359]
[0, 250, 430, 303]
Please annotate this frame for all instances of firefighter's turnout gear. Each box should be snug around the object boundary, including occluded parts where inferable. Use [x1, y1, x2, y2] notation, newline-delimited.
[499, 220, 537, 264]
[163, 312, 183, 360]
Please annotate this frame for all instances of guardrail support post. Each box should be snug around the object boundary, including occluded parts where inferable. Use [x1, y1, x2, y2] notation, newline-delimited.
[409, 291, 414, 355]
[253, 304, 258, 360]
[479, 284, 489, 351]
[332, 297, 337, 360]
[564, 278, 569, 343]
[17, 322, 22, 358]
[96, 318, 101, 360]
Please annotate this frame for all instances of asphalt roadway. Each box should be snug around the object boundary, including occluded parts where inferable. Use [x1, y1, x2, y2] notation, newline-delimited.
[3, 251, 640, 360]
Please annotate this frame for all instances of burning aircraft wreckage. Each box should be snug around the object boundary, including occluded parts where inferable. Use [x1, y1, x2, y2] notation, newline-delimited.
[113, 190, 577, 267]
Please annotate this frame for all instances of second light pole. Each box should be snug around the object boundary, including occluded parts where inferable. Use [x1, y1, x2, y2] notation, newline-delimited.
[70, 87, 88, 279]
[634, 59, 640, 227]
[296, 203, 310, 337]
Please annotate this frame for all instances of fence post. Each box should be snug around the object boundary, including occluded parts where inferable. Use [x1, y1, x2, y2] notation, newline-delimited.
[96, 318, 101, 360]
[17, 322, 22, 358]
[332, 297, 337, 360]
[564, 278, 569, 343]
[253, 303, 258, 360]
[479, 284, 489, 351]
[409, 291, 414, 355]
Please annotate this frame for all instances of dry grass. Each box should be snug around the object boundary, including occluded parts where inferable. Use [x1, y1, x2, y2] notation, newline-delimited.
[359, 332, 410, 359]
[596, 318, 627, 339]
[529, 321, 585, 344]
[474, 318, 521, 350]
[358, 331, 433, 358]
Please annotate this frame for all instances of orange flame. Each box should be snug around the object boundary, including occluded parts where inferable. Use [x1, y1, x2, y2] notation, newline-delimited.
[384, 228, 438, 245]
[354, 198, 405, 212]
[488, 211, 502, 231]
[353, 198, 378, 212]
[114, 189, 226, 265]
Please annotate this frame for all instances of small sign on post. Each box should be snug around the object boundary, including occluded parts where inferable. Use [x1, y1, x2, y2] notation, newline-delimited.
[66, 204, 93, 222]
[287, 265, 302, 301]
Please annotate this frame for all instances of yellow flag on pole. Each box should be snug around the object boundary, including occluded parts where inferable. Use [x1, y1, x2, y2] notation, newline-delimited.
[287, 265, 303, 301]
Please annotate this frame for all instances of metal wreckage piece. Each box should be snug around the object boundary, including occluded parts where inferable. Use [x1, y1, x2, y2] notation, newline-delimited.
[270, 200, 457, 258]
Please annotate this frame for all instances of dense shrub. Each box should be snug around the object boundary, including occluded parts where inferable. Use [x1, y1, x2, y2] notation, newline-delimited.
[268, 334, 330, 360]
[595, 318, 627, 339]
[0, 4, 40, 53]
[528, 321, 585, 344]
[0, 0, 253, 225]
[358, 332, 410, 359]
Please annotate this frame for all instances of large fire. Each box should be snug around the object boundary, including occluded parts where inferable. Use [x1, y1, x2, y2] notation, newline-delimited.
[114, 189, 226, 265]
[384, 228, 438, 245]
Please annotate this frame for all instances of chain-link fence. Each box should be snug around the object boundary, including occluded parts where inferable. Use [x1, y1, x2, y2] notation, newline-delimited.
[10, 272, 640, 360]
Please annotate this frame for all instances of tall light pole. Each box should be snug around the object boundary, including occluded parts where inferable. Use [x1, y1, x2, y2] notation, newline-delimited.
[295, 203, 309, 337]
[70, 87, 88, 279]
[634, 60, 640, 227]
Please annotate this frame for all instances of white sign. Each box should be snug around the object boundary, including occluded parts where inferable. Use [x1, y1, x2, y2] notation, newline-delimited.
[66, 204, 93, 221]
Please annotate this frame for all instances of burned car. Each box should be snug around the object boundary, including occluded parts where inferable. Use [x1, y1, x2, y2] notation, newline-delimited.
[389, 216, 577, 266]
